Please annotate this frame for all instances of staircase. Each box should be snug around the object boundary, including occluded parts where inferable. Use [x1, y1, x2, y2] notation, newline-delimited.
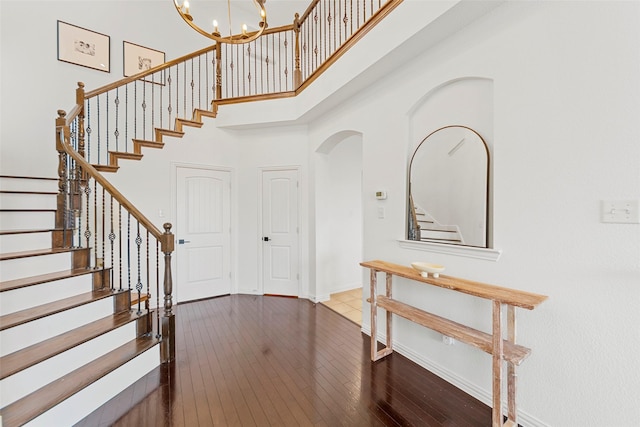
[92, 108, 217, 174]
[413, 204, 464, 245]
[0, 175, 160, 427]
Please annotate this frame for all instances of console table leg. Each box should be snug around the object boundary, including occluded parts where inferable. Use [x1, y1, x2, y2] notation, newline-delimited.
[507, 305, 518, 425]
[370, 269, 378, 361]
[492, 300, 503, 427]
[385, 272, 393, 351]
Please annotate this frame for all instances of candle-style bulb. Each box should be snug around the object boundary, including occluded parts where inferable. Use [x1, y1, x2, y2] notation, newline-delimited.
[213, 19, 219, 33]
[242, 24, 247, 35]
[183, 1, 190, 14]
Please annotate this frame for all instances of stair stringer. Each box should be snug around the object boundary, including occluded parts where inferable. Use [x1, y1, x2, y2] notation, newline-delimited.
[92, 107, 217, 173]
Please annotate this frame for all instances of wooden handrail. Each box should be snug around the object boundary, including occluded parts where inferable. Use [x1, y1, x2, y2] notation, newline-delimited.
[85, 44, 218, 99]
[56, 111, 170, 250]
[298, 0, 321, 24]
[296, 0, 403, 94]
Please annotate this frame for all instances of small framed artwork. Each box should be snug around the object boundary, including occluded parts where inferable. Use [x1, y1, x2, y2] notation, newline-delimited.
[57, 21, 110, 73]
[123, 41, 165, 83]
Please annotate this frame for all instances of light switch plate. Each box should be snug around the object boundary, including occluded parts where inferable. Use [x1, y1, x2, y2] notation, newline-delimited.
[601, 200, 639, 224]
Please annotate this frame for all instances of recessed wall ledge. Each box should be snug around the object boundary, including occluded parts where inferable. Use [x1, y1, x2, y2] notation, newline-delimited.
[397, 239, 502, 261]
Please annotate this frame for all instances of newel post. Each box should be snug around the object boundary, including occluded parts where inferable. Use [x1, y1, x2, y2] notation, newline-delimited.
[76, 82, 86, 160]
[55, 110, 69, 230]
[293, 13, 302, 88]
[215, 45, 222, 101]
[160, 222, 176, 363]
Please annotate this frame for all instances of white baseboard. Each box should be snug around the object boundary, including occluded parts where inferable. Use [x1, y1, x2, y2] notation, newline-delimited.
[360, 326, 548, 427]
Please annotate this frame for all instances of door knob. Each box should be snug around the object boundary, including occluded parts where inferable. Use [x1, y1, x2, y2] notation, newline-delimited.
[263, 237, 271, 242]
[178, 239, 191, 244]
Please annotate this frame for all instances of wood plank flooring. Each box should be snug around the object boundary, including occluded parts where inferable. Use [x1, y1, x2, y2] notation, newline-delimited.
[76, 295, 492, 426]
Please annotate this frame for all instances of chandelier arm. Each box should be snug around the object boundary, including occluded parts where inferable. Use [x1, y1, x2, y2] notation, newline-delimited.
[173, 0, 267, 45]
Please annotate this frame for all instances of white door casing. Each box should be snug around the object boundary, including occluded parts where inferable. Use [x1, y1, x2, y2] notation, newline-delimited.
[176, 166, 231, 302]
[261, 168, 300, 296]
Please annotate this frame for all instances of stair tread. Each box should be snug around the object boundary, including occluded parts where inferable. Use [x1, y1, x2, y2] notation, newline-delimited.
[194, 108, 217, 118]
[0, 247, 78, 261]
[0, 288, 125, 331]
[110, 151, 143, 160]
[0, 310, 145, 380]
[93, 164, 119, 173]
[0, 335, 158, 427]
[132, 139, 164, 148]
[0, 228, 56, 236]
[0, 268, 96, 292]
[156, 128, 185, 136]
[176, 118, 204, 127]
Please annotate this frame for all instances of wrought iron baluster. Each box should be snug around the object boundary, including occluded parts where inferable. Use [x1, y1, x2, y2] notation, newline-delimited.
[100, 185, 105, 270]
[191, 58, 195, 115]
[142, 77, 147, 141]
[119, 204, 123, 291]
[109, 195, 115, 291]
[127, 212, 131, 292]
[86, 101, 91, 163]
[105, 92, 109, 159]
[96, 95, 101, 165]
[183, 60, 187, 118]
[151, 73, 155, 134]
[136, 221, 143, 314]
[125, 85, 129, 152]
[134, 81, 138, 142]
[168, 66, 173, 124]
[156, 240, 161, 339]
[84, 179, 91, 249]
[93, 179, 98, 267]
[146, 229, 150, 313]
[206, 51, 210, 106]
[115, 88, 120, 152]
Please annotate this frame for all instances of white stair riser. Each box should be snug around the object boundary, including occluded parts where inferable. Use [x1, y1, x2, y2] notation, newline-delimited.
[0, 252, 71, 282]
[1, 275, 93, 316]
[0, 211, 55, 231]
[0, 193, 57, 210]
[0, 322, 137, 407]
[0, 298, 114, 357]
[0, 179, 58, 193]
[420, 229, 461, 241]
[0, 231, 52, 253]
[25, 345, 160, 427]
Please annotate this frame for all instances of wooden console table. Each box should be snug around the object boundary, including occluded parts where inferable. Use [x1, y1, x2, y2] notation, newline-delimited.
[361, 260, 547, 427]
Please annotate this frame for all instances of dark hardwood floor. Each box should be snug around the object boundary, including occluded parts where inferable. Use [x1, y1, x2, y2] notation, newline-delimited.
[76, 295, 492, 426]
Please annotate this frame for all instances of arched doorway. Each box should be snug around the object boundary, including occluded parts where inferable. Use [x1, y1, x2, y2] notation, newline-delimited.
[315, 131, 363, 325]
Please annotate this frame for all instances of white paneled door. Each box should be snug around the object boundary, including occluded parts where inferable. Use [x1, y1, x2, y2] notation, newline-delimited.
[261, 169, 299, 296]
[176, 167, 231, 302]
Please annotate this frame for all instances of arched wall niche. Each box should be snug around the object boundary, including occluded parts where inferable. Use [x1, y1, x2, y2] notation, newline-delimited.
[407, 77, 494, 249]
[314, 130, 364, 300]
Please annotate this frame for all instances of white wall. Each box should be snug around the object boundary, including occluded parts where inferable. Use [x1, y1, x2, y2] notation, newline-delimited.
[0, 1, 213, 177]
[307, 1, 640, 426]
[315, 134, 363, 298]
[2, 1, 640, 426]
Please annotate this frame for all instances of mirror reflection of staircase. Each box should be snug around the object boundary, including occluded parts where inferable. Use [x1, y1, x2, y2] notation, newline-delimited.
[320, 288, 363, 325]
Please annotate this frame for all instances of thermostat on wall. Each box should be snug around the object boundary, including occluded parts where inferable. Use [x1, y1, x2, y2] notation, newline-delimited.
[375, 191, 387, 200]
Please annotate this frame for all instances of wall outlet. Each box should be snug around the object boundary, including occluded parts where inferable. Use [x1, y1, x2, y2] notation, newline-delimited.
[601, 200, 639, 223]
[442, 335, 455, 345]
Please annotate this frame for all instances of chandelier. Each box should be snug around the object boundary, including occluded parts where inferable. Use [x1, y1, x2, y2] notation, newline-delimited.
[174, 0, 268, 44]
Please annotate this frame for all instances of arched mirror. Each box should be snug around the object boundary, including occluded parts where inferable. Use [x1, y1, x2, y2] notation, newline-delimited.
[408, 125, 490, 248]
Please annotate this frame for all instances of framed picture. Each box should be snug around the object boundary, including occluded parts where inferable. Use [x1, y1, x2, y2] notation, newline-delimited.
[57, 21, 110, 73]
[123, 41, 165, 83]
